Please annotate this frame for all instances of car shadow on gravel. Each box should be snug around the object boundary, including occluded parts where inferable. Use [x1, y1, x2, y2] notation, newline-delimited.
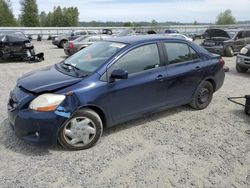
[103, 105, 193, 137]
[0, 119, 65, 156]
[60, 55, 68, 59]
[227, 69, 250, 77]
[0, 105, 194, 154]
[0, 60, 28, 64]
[49, 47, 61, 49]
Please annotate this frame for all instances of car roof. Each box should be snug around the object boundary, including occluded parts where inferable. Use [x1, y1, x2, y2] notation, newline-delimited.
[106, 35, 186, 44]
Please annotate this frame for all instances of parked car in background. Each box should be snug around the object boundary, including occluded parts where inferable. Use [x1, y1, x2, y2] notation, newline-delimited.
[164, 29, 179, 34]
[102, 29, 113, 35]
[188, 30, 205, 40]
[8, 35, 225, 150]
[201, 29, 250, 57]
[236, 45, 250, 73]
[165, 33, 193, 42]
[52, 30, 97, 48]
[64, 35, 111, 56]
[0, 31, 35, 61]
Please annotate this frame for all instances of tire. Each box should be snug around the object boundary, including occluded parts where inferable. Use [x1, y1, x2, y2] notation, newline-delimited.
[189, 81, 214, 110]
[245, 106, 250, 115]
[58, 108, 103, 150]
[236, 64, 248, 73]
[58, 40, 67, 48]
[225, 46, 234, 57]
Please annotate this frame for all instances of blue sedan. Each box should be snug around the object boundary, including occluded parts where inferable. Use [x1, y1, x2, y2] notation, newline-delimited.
[8, 35, 225, 150]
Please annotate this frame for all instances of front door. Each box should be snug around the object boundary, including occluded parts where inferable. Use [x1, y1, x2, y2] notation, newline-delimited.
[106, 43, 168, 123]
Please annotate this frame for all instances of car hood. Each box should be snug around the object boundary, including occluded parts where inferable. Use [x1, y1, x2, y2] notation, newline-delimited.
[204, 29, 231, 39]
[17, 65, 83, 93]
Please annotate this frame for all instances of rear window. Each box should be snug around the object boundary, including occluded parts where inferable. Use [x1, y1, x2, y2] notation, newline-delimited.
[164, 43, 199, 64]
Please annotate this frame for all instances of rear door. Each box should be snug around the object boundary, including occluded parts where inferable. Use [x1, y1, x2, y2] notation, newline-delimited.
[163, 42, 204, 106]
[234, 31, 246, 52]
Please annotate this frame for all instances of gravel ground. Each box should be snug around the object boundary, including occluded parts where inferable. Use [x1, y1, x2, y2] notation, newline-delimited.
[0, 40, 249, 188]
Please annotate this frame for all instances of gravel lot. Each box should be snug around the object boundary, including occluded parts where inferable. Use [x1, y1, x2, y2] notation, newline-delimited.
[0, 40, 249, 188]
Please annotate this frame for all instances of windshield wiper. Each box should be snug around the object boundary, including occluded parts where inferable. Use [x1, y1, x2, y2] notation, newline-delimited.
[62, 62, 87, 77]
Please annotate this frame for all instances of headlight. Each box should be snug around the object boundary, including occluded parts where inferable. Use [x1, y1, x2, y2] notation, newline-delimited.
[29, 94, 65, 112]
[54, 37, 59, 41]
[240, 47, 248, 55]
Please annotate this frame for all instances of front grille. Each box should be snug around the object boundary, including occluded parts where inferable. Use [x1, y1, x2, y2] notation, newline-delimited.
[244, 58, 250, 64]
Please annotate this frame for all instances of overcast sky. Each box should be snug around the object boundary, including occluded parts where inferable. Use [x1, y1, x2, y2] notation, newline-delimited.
[11, 0, 250, 23]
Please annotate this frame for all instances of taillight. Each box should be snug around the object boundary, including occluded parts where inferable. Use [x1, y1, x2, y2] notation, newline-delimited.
[69, 42, 74, 49]
[220, 58, 225, 68]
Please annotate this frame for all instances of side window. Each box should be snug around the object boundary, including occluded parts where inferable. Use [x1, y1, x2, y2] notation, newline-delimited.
[236, 32, 243, 39]
[243, 31, 250, 38]
[79, 31, 87, 35]
[189, 47, 200, 60]
[164, 43, 199, 64]
[109, 44, 161, 75]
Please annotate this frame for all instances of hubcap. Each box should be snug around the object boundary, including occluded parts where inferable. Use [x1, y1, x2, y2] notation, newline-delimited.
[230, 48, 233, 55]
[63, 117, 96, 147]
[198, 88, 210, 104]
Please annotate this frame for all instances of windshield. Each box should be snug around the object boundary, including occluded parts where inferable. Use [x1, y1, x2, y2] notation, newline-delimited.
[117, 29, 134, 37]
[227, 31, 237, 38]
[74, 36, 89, 42]
[64, 41, 127, 73]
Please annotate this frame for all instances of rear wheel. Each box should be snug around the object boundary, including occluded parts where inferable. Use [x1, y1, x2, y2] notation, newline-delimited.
[189, 81, 213, 110]
[58, 108, 103, 150]
[225, 46, 234, 57]
[59, 40, 67, 48]
[236, 64, 248, 73]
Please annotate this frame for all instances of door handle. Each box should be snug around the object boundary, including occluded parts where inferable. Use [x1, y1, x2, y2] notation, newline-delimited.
[195, 66, 201, 72]
[155, 75, 165, 81]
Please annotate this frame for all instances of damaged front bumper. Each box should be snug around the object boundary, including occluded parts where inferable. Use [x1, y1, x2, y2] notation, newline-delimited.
[7, 87, 78, 145]
[8, 108, 67, 145]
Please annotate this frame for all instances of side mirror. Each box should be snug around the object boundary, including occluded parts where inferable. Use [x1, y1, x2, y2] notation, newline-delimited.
[110, 69, 128, 82]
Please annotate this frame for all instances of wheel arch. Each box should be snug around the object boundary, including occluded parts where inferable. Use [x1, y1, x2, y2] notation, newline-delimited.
[78, 105, 107, 128]
[60, 39, 68, 44]
[204, 78, 216, 92]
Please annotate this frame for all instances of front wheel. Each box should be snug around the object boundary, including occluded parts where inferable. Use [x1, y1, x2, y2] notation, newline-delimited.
[189, 81, 214, 110]
[58, 108, 103, 150]
[59, 40, 67, 48]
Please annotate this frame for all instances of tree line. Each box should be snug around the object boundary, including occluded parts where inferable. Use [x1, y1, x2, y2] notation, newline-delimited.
[0, 0, 239, 27]
[0, 0, 79, 27]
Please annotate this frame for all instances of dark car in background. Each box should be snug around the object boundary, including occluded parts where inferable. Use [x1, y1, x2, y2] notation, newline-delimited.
[0, 31, 35, 61]
[164, 29, 179, 34]
[52, 30, 97, 48]
[236, 45, 250, 73]
[8, 35, 225, 150]
[201, 29, 250, 57]
[64, 35, 111, 56]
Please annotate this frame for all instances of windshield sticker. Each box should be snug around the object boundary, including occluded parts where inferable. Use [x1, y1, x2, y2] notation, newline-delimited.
[110, 43, 126, 48]
[85, 54, 92, 61]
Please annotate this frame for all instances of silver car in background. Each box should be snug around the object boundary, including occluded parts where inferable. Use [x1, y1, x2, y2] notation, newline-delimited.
[64, 35, 111, 56]
[164, 33, 193, 42]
